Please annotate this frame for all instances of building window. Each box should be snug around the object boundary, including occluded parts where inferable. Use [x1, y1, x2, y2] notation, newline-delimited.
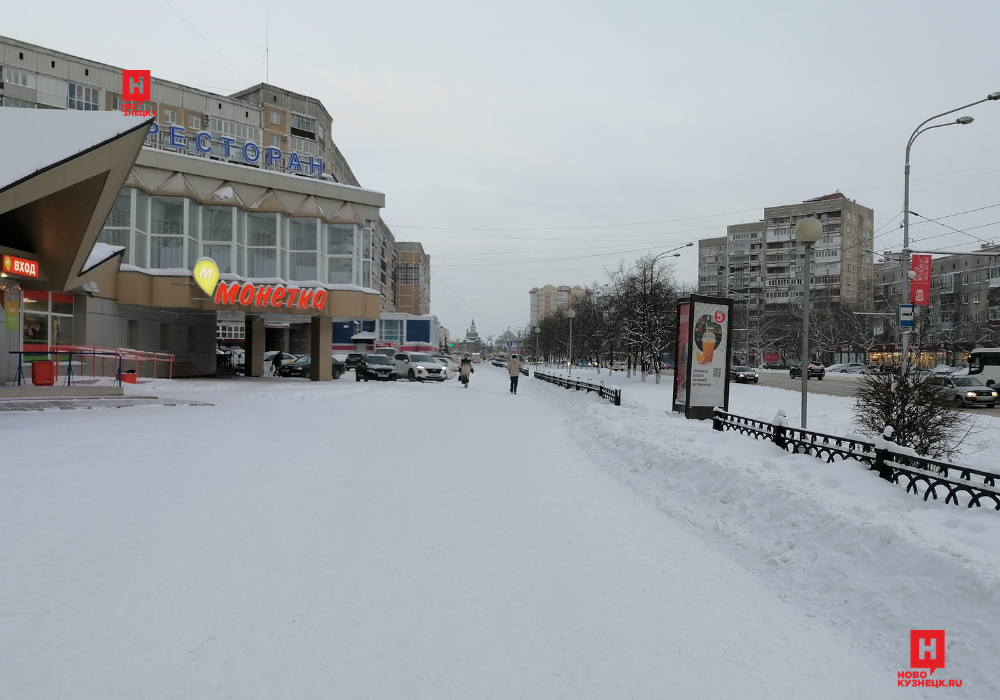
[97, 189, 133, 264]
[287, 219, 319, 281]
[189, 115, 201, 129]
[270, 135, 282, 148]
[21, 292, 75, 354]
[270, 111, 281, 125]
[68, 82, 99, 111]
[3, 66, 34, 87]
[290, 113, 316, 139]
[163, 108, 177, 124]
[149, 198, 185, 269]
[187, 202, 200, 270]
[974, 292, 981, 303]
[202, 207, 235, 274]
[379, 319, 403, 343]
[134, 191, 150, 268]
[962, 294, 969, 304]
[247, 212, 278, 278]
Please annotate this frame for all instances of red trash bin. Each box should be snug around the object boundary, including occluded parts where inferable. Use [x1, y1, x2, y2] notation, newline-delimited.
[31, 360, 57, 386]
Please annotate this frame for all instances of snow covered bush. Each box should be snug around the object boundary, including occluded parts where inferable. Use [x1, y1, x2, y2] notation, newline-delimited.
[853, 364, 968, 458]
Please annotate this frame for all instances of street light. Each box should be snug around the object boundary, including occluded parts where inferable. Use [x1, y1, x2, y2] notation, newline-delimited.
[534, 325, 541, 367]
[901, 92, 1000, 371]
[794, 217, 823, 429]
[566, 308, 576, 376]
[642, 242, 692, 382]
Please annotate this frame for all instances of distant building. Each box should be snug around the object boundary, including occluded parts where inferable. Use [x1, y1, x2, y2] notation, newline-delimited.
[528, 284, 586, 326]
[396, 242, 431, 316]
[698, 193, 875, 311]
[464, 320, 481, 343]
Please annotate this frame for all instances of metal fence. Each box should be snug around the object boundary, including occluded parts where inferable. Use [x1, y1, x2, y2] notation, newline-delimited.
[713, 408, 1000, 510]
[534, 369, 622, 406]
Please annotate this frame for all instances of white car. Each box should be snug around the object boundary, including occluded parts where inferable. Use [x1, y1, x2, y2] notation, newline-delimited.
[433, 355, 460, 378]
[393, 352, 447, 382]
[826, 363, 866, 373]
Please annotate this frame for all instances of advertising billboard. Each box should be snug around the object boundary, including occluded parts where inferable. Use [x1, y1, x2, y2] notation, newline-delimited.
[672, 301, 690, 412]
[673, 295, 733, 420]
[911, 254, 931, 306]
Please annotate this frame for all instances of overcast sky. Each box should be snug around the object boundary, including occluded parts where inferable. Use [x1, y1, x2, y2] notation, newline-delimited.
[9, 1, 1000, 338]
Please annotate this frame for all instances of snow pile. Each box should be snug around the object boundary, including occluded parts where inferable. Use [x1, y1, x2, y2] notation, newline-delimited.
[529, 370, 1000, 692]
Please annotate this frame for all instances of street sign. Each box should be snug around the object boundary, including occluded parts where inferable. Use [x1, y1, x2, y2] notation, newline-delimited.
[506, 340, 513, 347]
[899, 304, 914, 328]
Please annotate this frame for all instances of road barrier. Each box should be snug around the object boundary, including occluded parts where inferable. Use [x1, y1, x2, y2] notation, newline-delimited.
[534, 369, 622, 406]
[712, 408, 1000, 510]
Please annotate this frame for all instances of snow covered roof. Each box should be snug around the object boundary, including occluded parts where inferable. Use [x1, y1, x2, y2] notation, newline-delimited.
[0, 108, 152, 193]
[82, 242, 125, 273]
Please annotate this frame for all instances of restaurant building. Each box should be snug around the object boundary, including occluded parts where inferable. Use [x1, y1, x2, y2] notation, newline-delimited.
[1, 36, 396, 382]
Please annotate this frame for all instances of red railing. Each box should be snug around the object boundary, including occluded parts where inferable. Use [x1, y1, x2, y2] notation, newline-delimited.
[49, 345, 176, 380]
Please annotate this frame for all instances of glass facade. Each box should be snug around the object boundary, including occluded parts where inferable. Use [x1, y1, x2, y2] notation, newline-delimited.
[97, 188, 371, 287]
[21, 292, 74, 354]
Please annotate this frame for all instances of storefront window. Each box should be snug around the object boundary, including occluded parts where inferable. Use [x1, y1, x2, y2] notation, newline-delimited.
[379, 319, 402, 343]
[150, 197, 185, 269]
[21, 292, 74, 354]
[203, 206, 234, 274]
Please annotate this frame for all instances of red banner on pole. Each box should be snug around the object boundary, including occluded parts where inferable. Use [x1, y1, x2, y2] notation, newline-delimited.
[911, 254, 931, 306]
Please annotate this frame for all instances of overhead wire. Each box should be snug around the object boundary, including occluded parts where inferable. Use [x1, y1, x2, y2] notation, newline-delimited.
[159, 0, 252, 85]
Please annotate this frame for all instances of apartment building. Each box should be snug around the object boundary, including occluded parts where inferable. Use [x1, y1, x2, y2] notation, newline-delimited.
[528, 285, 587, 326]
[699, 193, 875, 311]
[396, 242, 431, 316]
[876, 245, 1000, 343]
[697, 237, 728, 296]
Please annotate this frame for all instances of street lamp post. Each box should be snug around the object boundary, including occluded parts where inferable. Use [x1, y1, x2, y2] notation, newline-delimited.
[533, 325, 541, 367]
[901, 92, 999, 372]
[642, 242, 693, 383]
[566, 309, 576, 376]
[794, 217, 823, 429]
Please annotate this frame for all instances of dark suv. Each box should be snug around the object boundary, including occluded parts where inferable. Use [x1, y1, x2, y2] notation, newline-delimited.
[345, 353, 364, 370]
[356, 353, 397, 381]
[789, 362, 825, 380]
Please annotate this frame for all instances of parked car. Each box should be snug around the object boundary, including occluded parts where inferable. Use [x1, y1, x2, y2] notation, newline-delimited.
[277, 355, 345, 379]
[789, 362, 825, 380]
[356, 353, 397, 381]
[826, 363, 867, 374]
[393, 352, 447, 381]
[491, 358, 508, 368]
[762, 361, 788, 370]
[929, 376, 998, 408]
[433, 355, 460, 378]
[729, 366, 759, 383]
[345, 353, 365, 370]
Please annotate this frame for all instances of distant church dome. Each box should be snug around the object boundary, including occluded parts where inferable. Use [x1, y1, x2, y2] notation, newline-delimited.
[465, 320, 481, 343]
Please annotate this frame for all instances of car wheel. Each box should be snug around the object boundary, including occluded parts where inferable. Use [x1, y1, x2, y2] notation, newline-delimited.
[408, 369, 416, 382]
[754, 379, 758, 384]
[333, 369, 342, 379]
[817, 376, 823, 381]
[955, 397, 965, 408]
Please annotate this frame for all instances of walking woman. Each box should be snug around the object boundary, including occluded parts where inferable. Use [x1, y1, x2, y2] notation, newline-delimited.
[459, 354, 474, 388]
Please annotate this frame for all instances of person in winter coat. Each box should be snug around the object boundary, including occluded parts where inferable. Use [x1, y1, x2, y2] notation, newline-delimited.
[271, 351, 284, 375]
[459, 354, 474, 387]
[508, 354, 522, 394]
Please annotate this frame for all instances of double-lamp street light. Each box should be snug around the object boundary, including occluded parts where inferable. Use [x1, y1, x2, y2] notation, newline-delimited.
[899, 91, 1000, 371]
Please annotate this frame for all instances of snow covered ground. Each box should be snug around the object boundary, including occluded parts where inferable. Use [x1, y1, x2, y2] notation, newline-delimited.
[2, 367, 998, 697]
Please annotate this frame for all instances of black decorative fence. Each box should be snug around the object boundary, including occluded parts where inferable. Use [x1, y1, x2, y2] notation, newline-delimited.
[519, 365, 529, 377]
[534, 369, 622, 406]
[713, 408, 1000, 510]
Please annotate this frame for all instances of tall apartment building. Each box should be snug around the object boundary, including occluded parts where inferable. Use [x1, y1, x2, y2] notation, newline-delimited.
[697, 237, 728, 297]
[699, 193, 875, 311]
[528, 285, 587, 326]
[396, 242, 431, 316]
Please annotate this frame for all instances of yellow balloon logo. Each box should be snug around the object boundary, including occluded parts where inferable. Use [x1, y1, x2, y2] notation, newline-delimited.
[193, 257, 220, 297]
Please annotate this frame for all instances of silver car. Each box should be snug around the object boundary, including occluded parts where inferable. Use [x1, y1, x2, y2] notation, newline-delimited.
[930, 376, 998, 408]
